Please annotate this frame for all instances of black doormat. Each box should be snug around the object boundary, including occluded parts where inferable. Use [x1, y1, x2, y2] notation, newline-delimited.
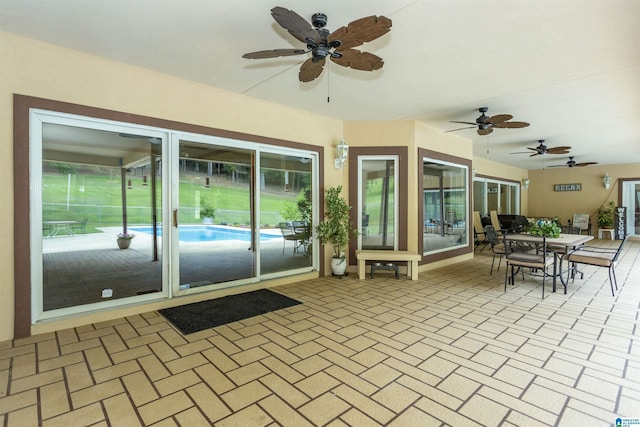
[159, 289, 302, 335]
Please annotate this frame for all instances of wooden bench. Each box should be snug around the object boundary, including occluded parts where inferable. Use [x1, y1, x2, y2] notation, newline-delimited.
[355, 250, 422, 280]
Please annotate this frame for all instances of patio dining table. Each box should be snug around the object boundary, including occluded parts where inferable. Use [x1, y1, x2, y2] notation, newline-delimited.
[504, 233, 593, 293]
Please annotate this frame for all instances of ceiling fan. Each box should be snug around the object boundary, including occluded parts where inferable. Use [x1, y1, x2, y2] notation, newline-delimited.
[447, 107, 530, 136]
[242, 7, 392, 82]
[548, 156, 598, 168]
[510, 140, 571, 157]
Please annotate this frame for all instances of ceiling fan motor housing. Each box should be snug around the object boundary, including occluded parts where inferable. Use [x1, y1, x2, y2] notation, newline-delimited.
[312, 13, 327, 28]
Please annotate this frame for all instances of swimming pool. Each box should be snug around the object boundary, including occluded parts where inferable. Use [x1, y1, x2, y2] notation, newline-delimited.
[129, 225, 279, 243]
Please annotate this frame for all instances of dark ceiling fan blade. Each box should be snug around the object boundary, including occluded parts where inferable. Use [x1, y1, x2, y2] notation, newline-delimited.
[477, 127, 493, 136]
[299, 58, 325, 82]
[330, 49, 383, 70]
[576, 162, 598, 167]
[492, 121, 530, 129]
[242, 49, 307, 59]
[487, 114, 512, 125]
[546, 146, 572, 154]
[449, 120, 477, 126]
[446, 126, 477, 133]
[547, 164, 567, 168]
[270, 7, 319, 44]
[329, 15, 392, 50]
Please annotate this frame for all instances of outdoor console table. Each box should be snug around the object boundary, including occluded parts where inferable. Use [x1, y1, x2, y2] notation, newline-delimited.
[355, 250, 422, 280]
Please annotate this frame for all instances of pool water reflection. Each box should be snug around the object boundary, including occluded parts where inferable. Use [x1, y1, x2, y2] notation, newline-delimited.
[130, 225, 278, 243]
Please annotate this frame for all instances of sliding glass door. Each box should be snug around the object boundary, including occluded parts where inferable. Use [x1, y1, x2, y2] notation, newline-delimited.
[36, 120, 167, 319]
[174, 140, 256, 292]
[31, 110, 317, 322]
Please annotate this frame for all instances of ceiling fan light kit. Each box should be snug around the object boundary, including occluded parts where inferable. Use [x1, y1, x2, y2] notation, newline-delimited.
[243, 6, 392, 82]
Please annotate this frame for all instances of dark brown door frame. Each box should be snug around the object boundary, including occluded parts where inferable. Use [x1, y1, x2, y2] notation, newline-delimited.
[13, 94, 323, 338]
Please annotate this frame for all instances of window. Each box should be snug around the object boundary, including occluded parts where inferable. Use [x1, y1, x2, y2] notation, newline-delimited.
[417, 148, 471, 259]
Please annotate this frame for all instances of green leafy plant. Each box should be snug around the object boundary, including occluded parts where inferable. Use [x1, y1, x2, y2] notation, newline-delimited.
[200, 196, 216, 219]
[315, 185, 358, 259]
[597, 201, 615, 228]
[527, 218, 561, 238]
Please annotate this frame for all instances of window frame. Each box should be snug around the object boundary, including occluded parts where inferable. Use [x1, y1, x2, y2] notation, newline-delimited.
[418, 148, 473, 263]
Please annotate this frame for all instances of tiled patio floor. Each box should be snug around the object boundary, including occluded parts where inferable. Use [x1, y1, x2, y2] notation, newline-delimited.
[1, 238, 639, 426]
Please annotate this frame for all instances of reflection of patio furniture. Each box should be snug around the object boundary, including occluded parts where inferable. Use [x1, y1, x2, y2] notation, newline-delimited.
[362, 214, 369, 238]
[72, 217, 88, 234]
[279, 221, 309, 254]
[43, 220, 79, 237]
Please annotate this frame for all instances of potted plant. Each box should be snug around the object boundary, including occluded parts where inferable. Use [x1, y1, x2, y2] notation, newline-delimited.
[315, 185, 358, 276]
[201, 197, 216, 225]
[526, 218, 561, 238]
[116, 232, 135, 249]
[597, 200, 615, 228]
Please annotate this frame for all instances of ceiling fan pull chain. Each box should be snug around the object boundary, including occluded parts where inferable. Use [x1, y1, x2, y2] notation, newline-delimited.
[327, 64, 330, 103]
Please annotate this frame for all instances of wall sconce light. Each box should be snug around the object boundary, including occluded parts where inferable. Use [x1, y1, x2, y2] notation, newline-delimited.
[334, 137, 349, 169]
[521, 177, 530, 190]
[602, 173, 612, 189]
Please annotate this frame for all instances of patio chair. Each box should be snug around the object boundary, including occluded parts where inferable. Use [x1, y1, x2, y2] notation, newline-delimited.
[490, 210, 506, 236]
[279, 222, 298, 254]
[565, 236, 627, 296]
[485, 225, 508, 274]
[503, 234, 555, 299]
[572, 213, 591, 235]
[279, 221, 308, 255]
[72, 217, 88, 234]
[473, 211, 488, 252]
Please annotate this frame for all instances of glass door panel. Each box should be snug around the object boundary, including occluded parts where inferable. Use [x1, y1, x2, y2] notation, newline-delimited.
[259, 152, 313, 275]
[360, 158, 397, 250]
[41, 124, 163, 311]
[176, 140, 255, 289]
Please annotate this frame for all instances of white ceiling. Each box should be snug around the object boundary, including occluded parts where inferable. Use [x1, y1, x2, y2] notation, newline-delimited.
[1, 0, 639, 170]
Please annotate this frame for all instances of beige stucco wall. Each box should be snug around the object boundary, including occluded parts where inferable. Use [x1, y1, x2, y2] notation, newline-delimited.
[528, 164, 640, 227]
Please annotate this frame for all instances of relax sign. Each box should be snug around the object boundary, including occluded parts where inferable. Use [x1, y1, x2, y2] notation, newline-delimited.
[553, 183, 582, 192]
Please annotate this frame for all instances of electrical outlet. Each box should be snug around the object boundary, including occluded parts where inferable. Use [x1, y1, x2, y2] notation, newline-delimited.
[101, 289, 113, 298]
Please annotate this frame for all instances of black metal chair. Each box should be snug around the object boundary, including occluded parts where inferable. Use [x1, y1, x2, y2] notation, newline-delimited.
[565, 236, 627, 296]
[485, 225, 508, 274]
[503, 234, 555, 299]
